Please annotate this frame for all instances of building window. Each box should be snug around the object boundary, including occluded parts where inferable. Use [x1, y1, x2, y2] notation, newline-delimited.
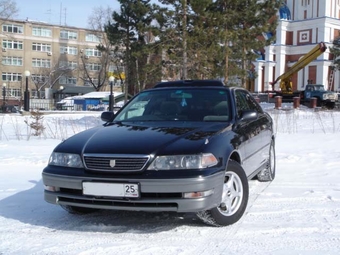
[2, 24, 23, 34]
[32, 42, 52, 52]
[32, 27, 52, 37]
[86, 63, 102, 71]
[302, 0, 310, 6]
[32, 58, 51, 68]
[4, 88, 22, 98]
[8, 88, 22, 97]
[31, 90, 45, 98]
[2, 56, 23, 66]
[2, 72, 22, 82]
[85, 48, 102, 57]
[109, 64, 124, 72]
[2, 40, 23, 50]
[32, 74, 48, 83]
[85, 33, 101, 42]
[59, 61, 78, 69]
[59, 76, 77, 85]
[84, 78, 98, 86]
[60, 30, 78, 40]
[60, 45, 78, 55]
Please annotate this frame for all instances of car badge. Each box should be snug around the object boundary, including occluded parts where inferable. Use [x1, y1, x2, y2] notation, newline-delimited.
[109, 159, 116, 168]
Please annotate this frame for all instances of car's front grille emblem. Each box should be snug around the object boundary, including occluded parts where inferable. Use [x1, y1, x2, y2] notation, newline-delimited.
[83, 154, 149, 172]
[109, 160, 116, 168]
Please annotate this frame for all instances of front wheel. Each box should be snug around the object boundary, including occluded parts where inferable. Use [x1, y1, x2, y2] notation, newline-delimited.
[197, 160, 249, 227]
[325, 102, 335, 109]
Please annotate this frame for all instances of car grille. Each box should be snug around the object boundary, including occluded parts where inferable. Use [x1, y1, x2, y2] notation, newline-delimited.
[83, 154, 150, 172]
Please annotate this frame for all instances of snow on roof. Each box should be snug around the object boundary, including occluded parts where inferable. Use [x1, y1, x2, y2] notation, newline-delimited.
[65, 92, 125, 101]
[72, 91, 111, 100]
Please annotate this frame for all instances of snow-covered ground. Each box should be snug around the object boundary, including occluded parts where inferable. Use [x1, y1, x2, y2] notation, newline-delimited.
[1, 104, 340, 255]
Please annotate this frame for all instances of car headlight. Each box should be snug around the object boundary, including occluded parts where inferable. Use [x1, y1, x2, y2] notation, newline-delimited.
[323, 94, 337, 100]
[147, 153, 218, 170]
[49, 152, 84, 168]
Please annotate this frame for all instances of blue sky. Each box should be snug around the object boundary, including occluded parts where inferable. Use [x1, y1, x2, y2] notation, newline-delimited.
[13, 0, 121, 28]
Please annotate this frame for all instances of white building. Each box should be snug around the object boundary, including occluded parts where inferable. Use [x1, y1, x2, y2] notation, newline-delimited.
[253, 0, 340, 92]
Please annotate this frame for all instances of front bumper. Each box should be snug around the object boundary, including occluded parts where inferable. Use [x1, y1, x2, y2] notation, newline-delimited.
[42, 171, 225, 213]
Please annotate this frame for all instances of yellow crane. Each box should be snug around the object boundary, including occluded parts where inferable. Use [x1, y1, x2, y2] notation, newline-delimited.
[270, 42, 327, 95]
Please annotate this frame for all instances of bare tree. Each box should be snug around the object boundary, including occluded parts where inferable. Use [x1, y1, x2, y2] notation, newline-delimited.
[87, 6, 113, 31]
[0, 0, 18, 25]
[31, 56, 76, 98]
[79, 6, 117, 91]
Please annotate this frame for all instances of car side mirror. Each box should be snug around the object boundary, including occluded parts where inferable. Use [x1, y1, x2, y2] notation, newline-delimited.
[101, 111, 115, 122]
[239, 110, 258, 122]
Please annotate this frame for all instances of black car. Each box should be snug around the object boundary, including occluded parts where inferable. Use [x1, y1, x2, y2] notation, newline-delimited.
[42, 80, 275, 227]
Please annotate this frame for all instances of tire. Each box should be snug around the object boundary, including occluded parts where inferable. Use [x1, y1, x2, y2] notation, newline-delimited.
[60, 205, 99, 214]
[197, 160, 249, 227]
[325, 102, 335, 110]
[257, 139, 276, 182]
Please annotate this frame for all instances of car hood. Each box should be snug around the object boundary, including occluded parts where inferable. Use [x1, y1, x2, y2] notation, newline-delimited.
[321, 91, 337, 94]
[55, 122, 231, 155]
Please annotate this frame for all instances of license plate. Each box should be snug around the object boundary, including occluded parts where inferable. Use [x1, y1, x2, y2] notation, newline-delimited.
[82, 182, 139, 198]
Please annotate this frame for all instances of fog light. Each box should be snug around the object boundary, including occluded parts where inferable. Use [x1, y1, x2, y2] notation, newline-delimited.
[183, 189, 214, 198]
[44, 185, 59, 192]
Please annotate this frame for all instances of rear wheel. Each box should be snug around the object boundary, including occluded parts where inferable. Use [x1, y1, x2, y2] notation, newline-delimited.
[60, 205, 99, 214]
[197, 160, 249, 227]
[257, 139, 276, 182]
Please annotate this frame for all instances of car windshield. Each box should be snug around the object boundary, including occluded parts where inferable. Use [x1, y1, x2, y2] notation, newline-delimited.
[114, 88, 231, 122]
[314, 85, 325, 91]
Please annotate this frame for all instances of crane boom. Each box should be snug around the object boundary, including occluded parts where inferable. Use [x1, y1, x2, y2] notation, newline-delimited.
[271, 42, 327, 94]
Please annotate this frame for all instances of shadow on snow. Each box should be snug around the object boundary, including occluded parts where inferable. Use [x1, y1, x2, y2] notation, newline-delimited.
[0, 179, 204, 233]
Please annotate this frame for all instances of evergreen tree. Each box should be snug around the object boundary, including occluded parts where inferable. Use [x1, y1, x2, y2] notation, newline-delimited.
[186, 0, 223, 79]
[329, 37, 340, 90]
[157, 0, 189, 79]
[157, 0, 222, 80]
[156, 0, 280, 85]
[212, 0, 280, 87]
[104, 0, 280, 89]
[105, 0, 157, 98]
[329, 37, 340, 71]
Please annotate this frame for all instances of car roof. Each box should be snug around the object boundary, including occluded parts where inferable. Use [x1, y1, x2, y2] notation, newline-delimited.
[154, 80, 225, 88]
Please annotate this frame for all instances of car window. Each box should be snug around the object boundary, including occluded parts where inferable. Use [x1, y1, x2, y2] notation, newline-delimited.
[315, 85, 324, 91]
[235, 89, 262, 118]
[114, 88, 231, 122]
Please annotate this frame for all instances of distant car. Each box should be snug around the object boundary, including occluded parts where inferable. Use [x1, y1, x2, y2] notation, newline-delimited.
[1, 105, 19, 113]
[42, 80, 276, 227]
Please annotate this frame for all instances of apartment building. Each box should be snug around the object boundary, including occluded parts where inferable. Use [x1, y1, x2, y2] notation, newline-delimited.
[1, 18, 121, 108]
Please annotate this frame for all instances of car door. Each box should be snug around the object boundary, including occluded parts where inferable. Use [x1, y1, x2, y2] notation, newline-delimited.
[234, 89, 271, 176]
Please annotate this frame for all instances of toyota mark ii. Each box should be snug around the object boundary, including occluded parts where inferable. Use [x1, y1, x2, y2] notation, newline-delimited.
[42, 80, 276, 226]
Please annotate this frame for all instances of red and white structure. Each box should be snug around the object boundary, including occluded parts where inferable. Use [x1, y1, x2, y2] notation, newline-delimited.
[253, 0, 340, 92]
